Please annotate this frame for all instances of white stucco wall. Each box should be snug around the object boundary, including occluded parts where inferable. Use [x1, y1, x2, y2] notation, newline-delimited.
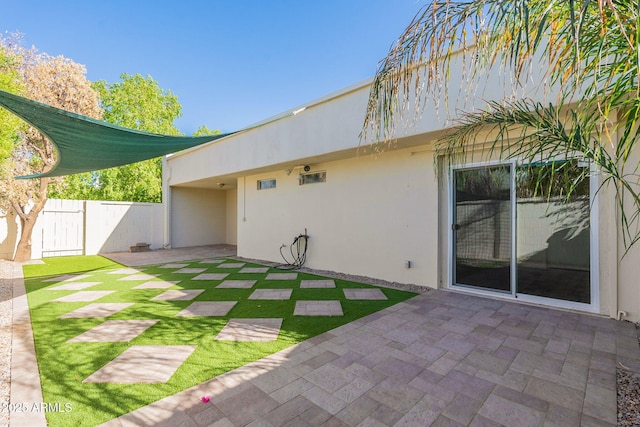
[237, 146, 439, 286]
[85, 201, 163, 254]
[616, 145, 640, 322]
[226, 189, 237, 245]
[170, 187, 227, 248]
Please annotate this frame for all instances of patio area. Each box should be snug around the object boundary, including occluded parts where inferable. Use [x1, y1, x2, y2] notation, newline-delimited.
[7, 246, 640, 426]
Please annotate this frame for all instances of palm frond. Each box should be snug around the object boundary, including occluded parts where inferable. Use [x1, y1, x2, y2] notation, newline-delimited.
[436, 98, 640, 249]
[364, 0, 640, 250]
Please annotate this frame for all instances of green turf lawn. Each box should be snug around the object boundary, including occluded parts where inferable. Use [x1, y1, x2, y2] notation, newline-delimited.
[24, 256, 417, 427]
[23, 255, 122, 278]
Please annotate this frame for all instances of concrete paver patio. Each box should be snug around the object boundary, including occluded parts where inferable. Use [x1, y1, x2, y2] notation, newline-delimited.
[9, 245, 640, 426]
[98, 289, 639, 427]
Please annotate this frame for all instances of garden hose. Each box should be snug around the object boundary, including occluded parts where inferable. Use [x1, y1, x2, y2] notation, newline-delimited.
[276, 230, 309, 270]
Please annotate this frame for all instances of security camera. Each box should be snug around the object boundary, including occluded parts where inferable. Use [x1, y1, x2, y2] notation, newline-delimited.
[303, 165, 311, 172]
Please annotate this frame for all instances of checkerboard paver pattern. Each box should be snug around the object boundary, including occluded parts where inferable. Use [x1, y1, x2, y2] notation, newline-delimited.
[107, 268, 139, 275]
[294, 300, 343, 316]
[67, 320, 158, 343]
[266, 273, 297, 280]
[215, 318, 283, 342]
[173, 268, 207, 274]
[31, 257, 421, 407]
[248, 289, 293, 300]
[218, 262, 246, 269]
[175, 301, 237, 317]
[300, 279, 335, 288]
[52, 290, 115, 303]
[151, 289, 204, 301]
[58, 303, 133, 319]
[158, 263, 189, 269]
[132, 280, 179, 289]
[43, 273, 92, 282]
[46, 281, 103, 291]
[119, 273, 159, 281]
[240, 267, 269, 274]
[193, 273, 229, 281]
[84, 345, 197, 383]
[216, 280, 256, 289]
[343, 288, 388, 300]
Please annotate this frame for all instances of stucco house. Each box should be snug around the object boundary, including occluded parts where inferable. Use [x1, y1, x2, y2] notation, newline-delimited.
[162, 54, 639, 323]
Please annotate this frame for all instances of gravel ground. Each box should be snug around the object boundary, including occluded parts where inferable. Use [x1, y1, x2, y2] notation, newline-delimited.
[0, 261, 14, 427]
[618, 323, 640, 426]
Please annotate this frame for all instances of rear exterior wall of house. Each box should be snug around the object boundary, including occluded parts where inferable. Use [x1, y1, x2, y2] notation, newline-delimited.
[236, 145, 439, 287]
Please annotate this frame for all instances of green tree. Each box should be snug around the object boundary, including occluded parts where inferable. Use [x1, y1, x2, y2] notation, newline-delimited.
[0, 42, 25, 172]
[52, 73, 184, 202]
[193, 125, 221, 137]
[0, 41, 102, 261]
[363, 0, 640, 249]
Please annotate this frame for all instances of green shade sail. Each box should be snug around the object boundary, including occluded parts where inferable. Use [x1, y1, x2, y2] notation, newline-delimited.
[0, 89, 236, 179]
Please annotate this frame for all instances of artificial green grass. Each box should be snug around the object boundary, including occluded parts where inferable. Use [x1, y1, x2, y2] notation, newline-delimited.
[24, 258, 417, 427]
[23, 255, 123, 278]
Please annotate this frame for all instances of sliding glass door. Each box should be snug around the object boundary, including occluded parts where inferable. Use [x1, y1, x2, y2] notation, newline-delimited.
[452, 160, 593, 306]
[453, 165, 512, 293]
[515, 160, 591, 303]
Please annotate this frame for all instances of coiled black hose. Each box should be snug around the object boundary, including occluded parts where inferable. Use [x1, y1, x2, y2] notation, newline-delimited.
[276, 231, 309, 270]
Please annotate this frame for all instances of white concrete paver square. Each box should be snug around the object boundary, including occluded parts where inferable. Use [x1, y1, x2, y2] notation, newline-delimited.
[46, 282, 102, 291]
[58, 303, 134, 319]
[67, 320, 158, 343]
[52, 291, 115, 303]
[343, 288, 388, 300]
[266, 273, 298, 281]
[193, 273, 230, 281]
[248, 289, 293, 300]
[215, 318, 283, 342]
[151, 290, 204, 301]
[218, 263, 246, 269]
[132, 281, 179, 289]
[119, 273, 159, 281]
[83, 345, 196, 383]
[216, 280, 257, 289]
[173, 268, 207, 274]
[107, 268, 140, 275]
[176, 301, 237, 317]
[300, 280, 336, 289]
[199, 259, 225, 264]
[43, 273, 92, 282]
[158, 263, 189, 269]
[240, 267, 269, 274]
[294, 301, 343, 316]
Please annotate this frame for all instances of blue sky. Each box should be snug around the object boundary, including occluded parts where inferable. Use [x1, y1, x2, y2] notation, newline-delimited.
[2, 1, 423, 134]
